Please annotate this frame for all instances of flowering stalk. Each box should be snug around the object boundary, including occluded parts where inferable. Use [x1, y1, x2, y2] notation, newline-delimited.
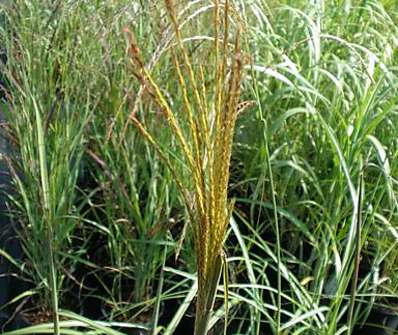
[123, 1, 246, 334]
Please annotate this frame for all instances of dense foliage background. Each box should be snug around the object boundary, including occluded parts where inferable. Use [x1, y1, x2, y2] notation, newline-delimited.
[0, 1, 397, 334]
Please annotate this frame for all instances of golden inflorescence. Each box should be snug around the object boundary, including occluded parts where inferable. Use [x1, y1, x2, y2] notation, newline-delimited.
[124, 1, 249, 334]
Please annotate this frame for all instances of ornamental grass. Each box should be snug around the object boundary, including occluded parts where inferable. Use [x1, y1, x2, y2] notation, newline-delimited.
[124, 1, 248, 334]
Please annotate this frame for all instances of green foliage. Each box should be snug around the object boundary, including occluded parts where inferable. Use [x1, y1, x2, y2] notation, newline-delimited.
[0, 0, 397, 335]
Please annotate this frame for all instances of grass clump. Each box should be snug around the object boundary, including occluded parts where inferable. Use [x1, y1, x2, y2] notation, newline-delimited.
[0, 1, 96, 332]
[0, 1, 397, 335]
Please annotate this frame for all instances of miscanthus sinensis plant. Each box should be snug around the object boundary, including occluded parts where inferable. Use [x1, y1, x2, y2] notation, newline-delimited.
[124, 1, 249, 334]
